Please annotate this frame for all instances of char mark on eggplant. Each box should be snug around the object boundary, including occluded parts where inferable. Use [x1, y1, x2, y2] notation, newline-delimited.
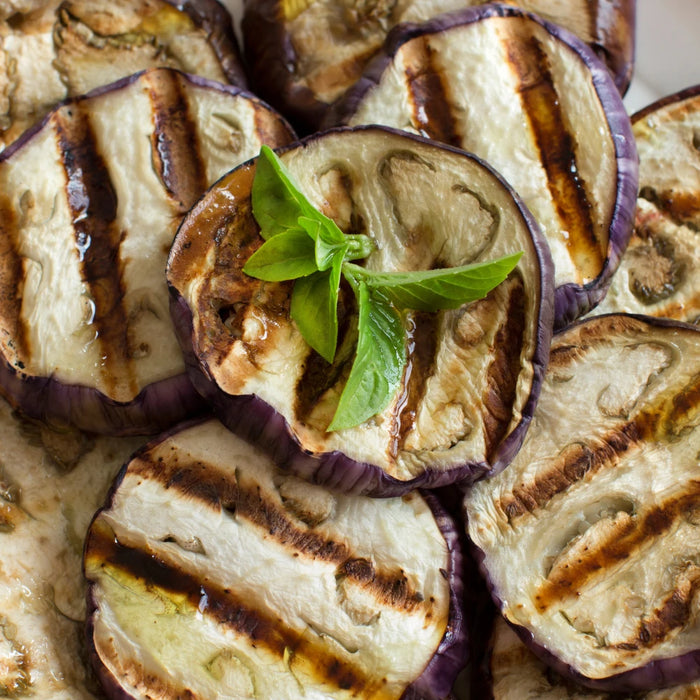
[500, 24, 603, 283]
[144, 69, 208, 213]
[53, 102, 135, 399]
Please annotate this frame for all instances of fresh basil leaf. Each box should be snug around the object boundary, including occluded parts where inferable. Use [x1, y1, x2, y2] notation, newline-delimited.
[251, 145, 317, 239]
[344, 251, 522, 311]
[328, 283, 405, 432]
[290, 262, 342, 363]
[242, 229, 318, 281]
[299, 216, 346, 271]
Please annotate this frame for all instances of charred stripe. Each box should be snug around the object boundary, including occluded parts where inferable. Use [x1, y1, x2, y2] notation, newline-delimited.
[402, 35, 462, 148]
[52, 104, 136, 398]
[638, 185, 700, 233]
[131, 450, 427, 613]
[501, 24, 603, 281]
[534, 481, 700, 613]
[481, 275, 526, 461]
[388, 311, 440, 460]
[87, 518, 394, 697]
[0, 193, 29, 363]
[502, 370, 700, 522]
[144, 70, 207, 214]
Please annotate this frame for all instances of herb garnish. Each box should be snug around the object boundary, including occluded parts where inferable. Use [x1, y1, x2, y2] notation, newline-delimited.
[243, 145, 522, 431]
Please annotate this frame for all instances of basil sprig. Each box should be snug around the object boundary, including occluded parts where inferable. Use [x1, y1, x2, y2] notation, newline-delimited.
[243, 145, 522, 431]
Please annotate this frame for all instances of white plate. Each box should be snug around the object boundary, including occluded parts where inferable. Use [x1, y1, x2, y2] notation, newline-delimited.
[625, 0, 700, 113]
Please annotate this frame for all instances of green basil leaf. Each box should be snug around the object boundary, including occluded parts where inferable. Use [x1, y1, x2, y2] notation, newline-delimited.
[299, 216, 346, 271]
[344, 251, 522, 310]
[290, 263, 342, 363]
[328, 283, 405, 432]
[242, 229, 318, 281]
[251, 145, 317, 239]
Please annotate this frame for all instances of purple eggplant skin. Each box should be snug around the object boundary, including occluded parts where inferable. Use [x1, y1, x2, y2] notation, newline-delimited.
[83, 420, 470, 700]
[167, 125, 555, 496]
[0, 358, 208, 437]
[170, 0, 249, 89]
[466, 314, 700, 695]
[326, 3, 639, 332]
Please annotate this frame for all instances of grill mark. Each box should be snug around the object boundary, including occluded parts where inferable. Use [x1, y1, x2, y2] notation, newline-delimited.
[502, 26, 603, 281]
[481, 276, 525, 461]
[132, 450, 427, 613]
[402, 35, 462, 148]
[534, 482, 700, 613]
[53, 104, 136, 399]
[0, 193, 29, 363]
[615, 566, 700, 651]
[638, 186, 700, 232]
[86, 519, 393, 698]
[387, 311, 439, 459]
[144, 70, 207, 214]
[501, 364, 700, 522]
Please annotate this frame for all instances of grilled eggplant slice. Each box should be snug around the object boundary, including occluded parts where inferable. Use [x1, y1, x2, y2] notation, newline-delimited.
[464, 314, 700, 692]
[485, 615, 700, 700]
[0, 0, 247, 150]
[241, 0, 635, 133]
[167, 126, 554, 495]
[0, 395, 143, 698]
[326, 4, 639, 330]
[593, 85, 700, 324]
[0, 67, 295, 435]
[84, 418, 467, 699]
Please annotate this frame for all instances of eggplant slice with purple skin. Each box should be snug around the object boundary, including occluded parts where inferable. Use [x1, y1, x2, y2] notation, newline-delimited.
[464, 314, 700, 693]
[593, 85, 700, 324]
[84, 418, 467, 700]
[0, 0, 247, 150]
[0, 67, 295, 435]
[325, 4, 639, 330]
[484, 615, 700, 700]
[241, 0, 635, 133]
[167, 126, 554, 495]
[0, 395, 144, 698]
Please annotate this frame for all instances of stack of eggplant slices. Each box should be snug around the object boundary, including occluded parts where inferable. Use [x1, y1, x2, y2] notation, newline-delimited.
[1, 0, 699, 698]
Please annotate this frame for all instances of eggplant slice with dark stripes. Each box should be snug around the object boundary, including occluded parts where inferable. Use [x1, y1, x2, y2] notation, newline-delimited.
[167, 126, 554, 495]
[84, 418, 467, 700]
[0, 395, 143, 698]
[593, 85, 700, 324]
[0, 67, 295, 435]
[0, 0, 247, 150]
[464, 314, 700, 693]
[326, 4, 639, 330]
[483, 615, 700, 699]
[241, 0, 635, 133]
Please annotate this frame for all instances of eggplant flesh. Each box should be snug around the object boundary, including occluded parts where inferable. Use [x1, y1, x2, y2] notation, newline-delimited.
[0, 395, 143, 698]
[487, 616, 700, 700]
[167, 126, 554, 493]
[241, 0, 634, 132]
[327, 5, 638, 329]
[593, 86, 700, 325]
[465, 314, 700, 692]
[0, 0, 246, 149]
[0, 67, 294, 434]
[84, 418, 465, 700]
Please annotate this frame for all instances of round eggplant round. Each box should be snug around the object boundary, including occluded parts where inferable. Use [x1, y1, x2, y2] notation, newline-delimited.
[0, 0, 248, 151]
[241, 0, 635, 133]
[593, 85, 700, 324]
[0, 395, 143, 698]
[325, 3, 639, 330]
[84, 418, 467, 700]
[464, 314, 700, 693]
[0, 67, 295, 435]
[166, 126, 554, 495]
